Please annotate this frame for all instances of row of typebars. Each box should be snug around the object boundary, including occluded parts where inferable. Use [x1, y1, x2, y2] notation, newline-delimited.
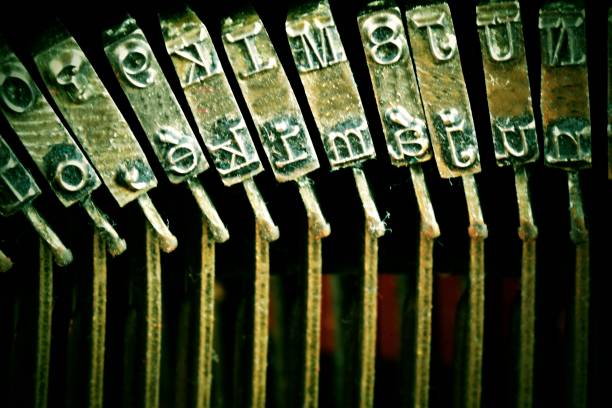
[0, 0, 604, 407]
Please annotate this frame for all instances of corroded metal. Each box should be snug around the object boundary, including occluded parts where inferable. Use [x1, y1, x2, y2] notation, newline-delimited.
[476, 1, 539, 167]
[539, 2, 590, 406]
[476, 2, 538, 406]
[35, 238, 53, 408]
[406, 3, 487, 407]
[357, 3, 439, 405]
[161, 9, 278, 242]
[144, 221, 162, 408]
[286, 3, 384, 405]
[0, 40, 126, 255]
[539, 1, 591, 171]
[222, 7, 330, 238]
[32, 25, 177, 252]
[103, 16, 228, 243]
[0, 134, 72, 265]
[90, 231, 107, 408]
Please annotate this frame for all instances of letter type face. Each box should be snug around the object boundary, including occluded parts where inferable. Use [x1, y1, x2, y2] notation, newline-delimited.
[35, 34, 157, 207]
[161, 10, 263, 186]
[406, 3, 481, 178]
[287, 1, 376, 171]
[0, 43, 101, 206]
[0, 136, 40, 216]
[358, 5, 432, 167]
[104, 18, 208, 185]
[539, 2, 591, 169]
[476, 1, 539, 167]
[222, 8, 319, 182]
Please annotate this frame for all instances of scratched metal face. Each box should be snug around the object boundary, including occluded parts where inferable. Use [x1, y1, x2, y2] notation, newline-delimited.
[406, 3, 481, 178]
[103, 18, 208, 185]
[160, 9, 263, 187]
[0, 43, 101, 207]
[476, 1, 539, 167]
[357, 3, 432, 167]
[286, 0, 376, 171]
[33, 33, 157, 207]
[539, 1, 591, 170]
[0, 134, 41, 216]
[222, 8, 320, 183]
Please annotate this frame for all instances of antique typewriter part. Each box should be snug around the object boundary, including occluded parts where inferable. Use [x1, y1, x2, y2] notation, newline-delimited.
[32, 24, 178, 252]
[0, 39, 127, 256]
[0, 134, 72, 265]
[0, 1, 604, 407]
[475, 1, 538, 407]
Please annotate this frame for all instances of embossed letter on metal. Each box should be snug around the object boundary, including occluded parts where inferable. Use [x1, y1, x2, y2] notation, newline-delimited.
[358, 4, 432, 167]
[161, 9, 264, 186]
[287, 0, 376, 171]
[104, 17, 208, 185]
[407, 3, 481, 178]
[222, 8, 319, 182]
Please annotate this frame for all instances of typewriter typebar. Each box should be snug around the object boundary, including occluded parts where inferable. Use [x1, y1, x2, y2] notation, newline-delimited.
[0, 39, 126, 255]
[0, 1, 603, 408]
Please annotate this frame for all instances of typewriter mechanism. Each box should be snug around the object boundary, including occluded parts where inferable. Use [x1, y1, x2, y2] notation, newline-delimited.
[0, 0, 606, 407]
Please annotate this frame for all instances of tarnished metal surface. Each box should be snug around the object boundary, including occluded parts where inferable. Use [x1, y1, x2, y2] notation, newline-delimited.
[222, 7, 320, 183]
[0, 133, 41, 216]
[358, 1, 432, 167]
[103, 17, 208, 184]
[33, 28, 157, 207]
[539, 1, 591, 170]
[406, 2, 481, 178]
[0, 41, 101, 206]
[287, 0, 376, 171]
[476, 1, 539, 167]
[161, 9, 263, 186]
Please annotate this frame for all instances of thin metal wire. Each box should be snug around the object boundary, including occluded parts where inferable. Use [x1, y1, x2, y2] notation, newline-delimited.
[410, 166, 440, 408]
[138, 194, 178, 253]
[243, 178, 280, 242]
[89, 231, 107, 408]
[144, 221, 162, 408]
[81, 197, 127, 256]
[462, 174, 487, 408]
[297, 177, 331, 239]
[188, 178, 230, 243]
[24, 205, 73, 266]
[251, 222, 271, 407]
[35, 238, 53, 408]
[514, 166, 537, 408]
[194, 219, 216, 408]
[567, 171, 589, 408]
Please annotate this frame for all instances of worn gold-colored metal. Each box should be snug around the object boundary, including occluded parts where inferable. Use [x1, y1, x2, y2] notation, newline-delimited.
[221, 9, 332, 405]
[35, 238, 53, 408]
[103, 17, 228, 243]
[0, 134, 73, 266]
[161, 9, 279, 242]
[32, 26, 177, 252]
[251, 222, 271, 408]
[0, 40, 125, 255]
[476, 2, 538, 406]
[406, 3, 487, 407]
[539, 2, 590, 406]
[357, 3, 439, 405]
[0, 248, 12, 272]
[514, 166, 537, 408]
[89, 231, 107, 408]
[222, 7, 330, 237]
[287, 3, 385, 405]
[144, 221, 162, 408]
[195, 219, 216, 408]
[137, 194, 178, 253]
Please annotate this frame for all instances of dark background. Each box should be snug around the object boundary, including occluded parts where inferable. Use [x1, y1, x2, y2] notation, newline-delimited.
[0, 0, 607, 406]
